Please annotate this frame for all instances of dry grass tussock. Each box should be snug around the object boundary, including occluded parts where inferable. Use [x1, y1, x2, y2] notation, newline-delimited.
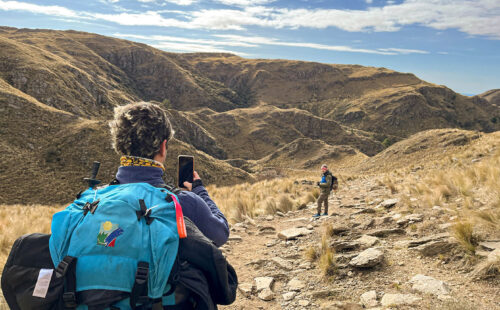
[401, 143, 500, 240]
[207, 177, 316, 223]
[452, 222, 479, 255]
[304, 224, 336, 279]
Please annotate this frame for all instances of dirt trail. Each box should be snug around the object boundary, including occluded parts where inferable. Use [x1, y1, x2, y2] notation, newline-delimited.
[220, 177, 500, 310]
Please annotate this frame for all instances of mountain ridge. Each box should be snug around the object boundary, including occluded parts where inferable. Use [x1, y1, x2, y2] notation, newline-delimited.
[0, 26, 499, 204]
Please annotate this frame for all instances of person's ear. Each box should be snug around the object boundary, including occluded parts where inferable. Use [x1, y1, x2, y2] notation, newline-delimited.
[159, 139, 167, 157]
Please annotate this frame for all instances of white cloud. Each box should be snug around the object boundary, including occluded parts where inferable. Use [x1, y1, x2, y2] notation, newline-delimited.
[1, 0, 499, 39]
[0, 0, 78, 18]
[90, 11, 193, 28]
[378, 47, 428, 54]
[152, 42, 250, 55]
[137, 0, 196, 4]
[115, 32, 415, 55]
[214, 34, 429, 55]
[366, 0, 373, 4]
[164, 0, 197, 5]
[214, 0, 275, 7]
[114, 33, 257, 47]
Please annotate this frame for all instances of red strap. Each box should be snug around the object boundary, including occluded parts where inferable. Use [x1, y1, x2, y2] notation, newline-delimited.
[171, 195, 187, 239]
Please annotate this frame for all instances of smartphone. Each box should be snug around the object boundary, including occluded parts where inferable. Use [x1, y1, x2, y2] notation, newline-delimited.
[178, 155, 194, 188]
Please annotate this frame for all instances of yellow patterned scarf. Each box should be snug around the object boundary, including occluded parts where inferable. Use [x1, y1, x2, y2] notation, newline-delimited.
[120, 156, 165, 171]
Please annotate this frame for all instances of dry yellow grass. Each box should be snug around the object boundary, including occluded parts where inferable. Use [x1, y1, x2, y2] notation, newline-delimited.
[452, 222, 479, 255]
[0, 204, 63, 309]
[398, 133, 500, 241]
[303, 224, 336, 279]
[207, 176, 316, 223]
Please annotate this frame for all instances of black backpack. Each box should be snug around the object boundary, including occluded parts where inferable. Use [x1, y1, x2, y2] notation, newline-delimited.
[325, 171, 338, 191]
[1, 233, 64, 310]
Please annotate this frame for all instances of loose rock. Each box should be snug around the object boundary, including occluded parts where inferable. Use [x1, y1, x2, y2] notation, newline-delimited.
[381, 293, 421, 306]
[360, 290, 378, 308]
[379, 198, 399, 209]
[278, 227, 313, 240]
[356, 235, 379, 249]
[407, 233, 450, 247]
[238, 283, 253, 298]
[271, 257, 294, 271]
[228, 235, 243, 241]
[254, 276, 274, 292]
[409, 274, 450, 296]
[367, 228, 405, 237]
[282, 292, 296, 301]
[287, 278, 306, 291]
[349, 248, 384, 268]
[412, 239, 457, 256]
[258, 288, 274, 301]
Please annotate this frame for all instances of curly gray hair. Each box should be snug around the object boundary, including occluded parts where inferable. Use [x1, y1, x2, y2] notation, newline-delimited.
[109, 102, 174, 159]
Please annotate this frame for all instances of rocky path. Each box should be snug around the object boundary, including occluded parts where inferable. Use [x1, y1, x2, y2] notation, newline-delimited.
[220, 178, 500, 309]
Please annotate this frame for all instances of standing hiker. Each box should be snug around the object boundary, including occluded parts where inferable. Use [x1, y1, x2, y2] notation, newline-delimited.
[314, 164, 337, 217]
[110, 102, 229, 247]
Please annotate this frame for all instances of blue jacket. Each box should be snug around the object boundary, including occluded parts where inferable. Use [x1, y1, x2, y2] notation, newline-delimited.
[116, 166, 229, 247]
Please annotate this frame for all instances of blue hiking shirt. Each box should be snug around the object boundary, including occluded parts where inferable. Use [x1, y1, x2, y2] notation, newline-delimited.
[116, 166, 229, 247]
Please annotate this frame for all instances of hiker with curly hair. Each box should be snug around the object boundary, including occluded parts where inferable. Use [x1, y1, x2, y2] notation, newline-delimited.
[109, 101, 229, 247]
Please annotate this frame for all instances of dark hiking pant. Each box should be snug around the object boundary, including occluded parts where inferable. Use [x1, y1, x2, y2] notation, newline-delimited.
[317, 192, 329, 214]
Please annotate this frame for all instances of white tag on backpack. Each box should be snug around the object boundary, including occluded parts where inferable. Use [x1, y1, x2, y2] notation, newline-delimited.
[33, 269, 54, 298]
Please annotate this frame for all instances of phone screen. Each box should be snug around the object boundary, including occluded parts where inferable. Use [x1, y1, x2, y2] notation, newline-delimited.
[178, 155, 194, 188]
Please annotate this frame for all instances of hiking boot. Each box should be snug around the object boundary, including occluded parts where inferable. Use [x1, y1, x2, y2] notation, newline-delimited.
[322, 213, 328, 216]
[312, 213, 321, 218]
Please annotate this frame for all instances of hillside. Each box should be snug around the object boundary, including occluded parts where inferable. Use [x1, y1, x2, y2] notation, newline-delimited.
[478, 89, 500, 107]
[183, 54, 500, 137]
[355, 128, 483, 173]
[257, 138, 367, 170]
[1, 26, 499, 204]
[0, 80, 252, 204]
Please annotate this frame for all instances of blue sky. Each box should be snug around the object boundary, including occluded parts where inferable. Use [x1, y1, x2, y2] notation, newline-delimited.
[1, 0, 499, 95]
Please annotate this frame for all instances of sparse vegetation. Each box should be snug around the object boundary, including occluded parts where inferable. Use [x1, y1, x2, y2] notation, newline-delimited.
[381, 137, 393, 148]
[304, 246, 319, 262]
[304, 224, 336, 279]
[452, 222, 479, 255]
[207, 177, 318, 223]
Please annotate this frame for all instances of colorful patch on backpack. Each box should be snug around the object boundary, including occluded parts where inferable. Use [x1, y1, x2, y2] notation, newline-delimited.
[97, 221, 124, 247]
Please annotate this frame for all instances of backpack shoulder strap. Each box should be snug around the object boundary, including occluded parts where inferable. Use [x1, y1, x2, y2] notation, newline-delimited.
[154, 183, 182, 195]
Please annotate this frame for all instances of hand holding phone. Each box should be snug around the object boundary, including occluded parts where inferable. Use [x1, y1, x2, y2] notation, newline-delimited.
[182, 171, 201, 191]
[178, 155, 194, 188]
